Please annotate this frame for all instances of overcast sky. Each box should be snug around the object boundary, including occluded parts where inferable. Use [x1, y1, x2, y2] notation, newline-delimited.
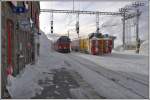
[40, 0, 134, 39]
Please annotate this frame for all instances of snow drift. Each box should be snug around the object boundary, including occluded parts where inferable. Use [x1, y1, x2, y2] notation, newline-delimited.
[6, 65, 43, 99]
[139, 40, 149, 56]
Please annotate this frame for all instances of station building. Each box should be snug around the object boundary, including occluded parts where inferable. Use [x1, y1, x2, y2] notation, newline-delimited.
[1, 1, 40, 98]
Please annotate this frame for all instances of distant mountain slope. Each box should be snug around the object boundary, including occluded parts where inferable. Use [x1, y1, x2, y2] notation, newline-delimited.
[101, 1, 148, 47]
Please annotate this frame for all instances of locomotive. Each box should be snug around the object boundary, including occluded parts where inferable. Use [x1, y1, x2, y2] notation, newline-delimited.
[54, 36, 71, 53]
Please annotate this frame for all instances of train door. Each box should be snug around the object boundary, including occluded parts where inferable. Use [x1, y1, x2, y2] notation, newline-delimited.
[99, 39, 103, 55]
[108, 39, 112, 53]
[104, 38, 109, 54]
[91, 40, 95, 55]
[91, 38, 98, 55]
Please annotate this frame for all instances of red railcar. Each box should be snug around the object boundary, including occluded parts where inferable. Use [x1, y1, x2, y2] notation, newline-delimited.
[54, 36, 71, 53]
[91, 38, 98, 55]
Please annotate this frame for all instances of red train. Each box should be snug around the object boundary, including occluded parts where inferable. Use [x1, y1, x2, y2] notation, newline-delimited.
[54, 36, 71, 53]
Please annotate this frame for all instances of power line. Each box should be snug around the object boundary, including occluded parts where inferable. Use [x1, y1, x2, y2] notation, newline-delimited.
[41, 9, 122, 16]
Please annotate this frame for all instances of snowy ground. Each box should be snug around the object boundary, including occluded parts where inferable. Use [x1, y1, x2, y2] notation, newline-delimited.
[7, 31, 149, 99]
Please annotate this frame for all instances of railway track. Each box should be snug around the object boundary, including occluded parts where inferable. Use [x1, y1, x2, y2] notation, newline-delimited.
[66, 54, 148, 98]
[70, 54, 148, 85]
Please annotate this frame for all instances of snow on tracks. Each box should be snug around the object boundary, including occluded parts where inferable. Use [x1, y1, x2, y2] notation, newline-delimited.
[65, 54, 148, 99]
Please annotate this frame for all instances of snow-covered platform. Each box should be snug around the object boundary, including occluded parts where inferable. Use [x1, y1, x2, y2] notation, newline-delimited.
[7, 31, 149, 99]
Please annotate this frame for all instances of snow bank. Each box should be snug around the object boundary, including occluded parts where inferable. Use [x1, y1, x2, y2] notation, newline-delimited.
[38, 31, 67, 69]
[73, 52, 148, 76]
[113, 45, 124, 52]
[6, 65, 43, 99]
[139, 40, 149, 56]
[39, 31, 52, 55]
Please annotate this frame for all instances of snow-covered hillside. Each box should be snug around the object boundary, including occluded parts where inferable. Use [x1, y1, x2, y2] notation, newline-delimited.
[101, 0, 149, 48]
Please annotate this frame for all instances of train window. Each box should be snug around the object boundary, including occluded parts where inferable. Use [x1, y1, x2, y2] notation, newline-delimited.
[58, 36, 70, 43]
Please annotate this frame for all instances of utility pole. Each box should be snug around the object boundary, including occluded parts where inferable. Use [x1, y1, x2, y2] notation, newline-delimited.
[136, 9, 140, 43]
[119, 8, 128, 49]
[96, 12, 99, 34]
[118, 1, 144, 51]
[122, 12, 126, 49]
[51, 12, 53, 34]
[132, 2, 144, 53]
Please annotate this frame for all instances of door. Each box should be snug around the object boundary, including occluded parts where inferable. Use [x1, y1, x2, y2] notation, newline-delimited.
[6, 19, 15, 76]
